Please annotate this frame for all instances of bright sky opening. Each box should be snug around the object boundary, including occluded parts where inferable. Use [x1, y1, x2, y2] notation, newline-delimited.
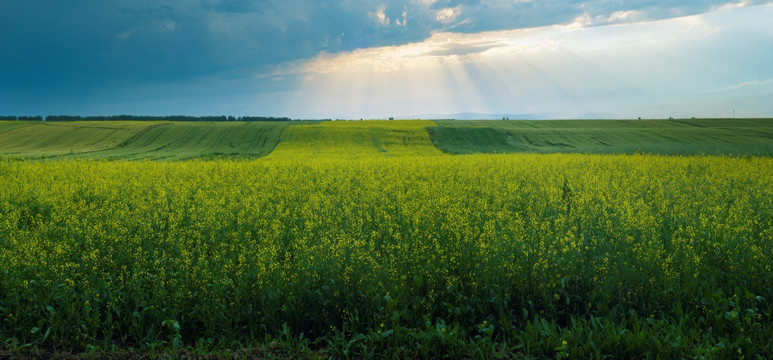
[2, 0, 772, 119]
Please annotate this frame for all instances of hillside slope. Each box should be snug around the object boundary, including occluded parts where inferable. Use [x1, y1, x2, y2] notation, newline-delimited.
[95, 122, 288, 160]
[428, 119, 773, 155]
[0, 121, 289, 160]
[266, 120, 443, 159]
[2, 119, 771, 159]
[0, 121, 155, 158]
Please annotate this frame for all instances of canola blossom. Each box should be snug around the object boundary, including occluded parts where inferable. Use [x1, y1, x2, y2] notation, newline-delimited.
[1, 152, 771, 357]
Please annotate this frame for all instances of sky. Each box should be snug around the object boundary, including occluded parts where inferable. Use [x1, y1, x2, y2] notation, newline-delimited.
[1, 0, 772, 119]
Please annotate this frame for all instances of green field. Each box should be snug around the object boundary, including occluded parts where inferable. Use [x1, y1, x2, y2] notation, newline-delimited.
[267, 120, 443, 159]
[2, 118, 772, 159]
[1, 119, 772, 358]
[0, 121, 155, 158]
[0, 121, 289, 160]
[429, 119, 773, 155]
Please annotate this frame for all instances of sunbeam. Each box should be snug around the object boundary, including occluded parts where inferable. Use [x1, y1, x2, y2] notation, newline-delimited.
[279, 3, 773, 119]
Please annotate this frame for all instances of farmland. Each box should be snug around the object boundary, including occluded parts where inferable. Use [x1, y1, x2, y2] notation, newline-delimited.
[429, 118, 773, 156]
[2, 118, 772, 159]
[1, 119, 772, 358]
[267, 120, 443, 159]
[0, 121, 289, 160]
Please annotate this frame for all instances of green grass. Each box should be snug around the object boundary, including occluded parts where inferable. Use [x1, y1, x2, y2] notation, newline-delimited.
[93, 121, 290, 160]
[0, 121, 156, 158]
[0, 121, 38, 133]
[428, 119, 773, 156]
[0, 121, 290, 160]
[267, 120, 442, 159]
[3, 119, 772, 159]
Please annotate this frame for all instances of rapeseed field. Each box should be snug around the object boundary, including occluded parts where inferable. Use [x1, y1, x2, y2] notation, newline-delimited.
[1, 120, 772, 358]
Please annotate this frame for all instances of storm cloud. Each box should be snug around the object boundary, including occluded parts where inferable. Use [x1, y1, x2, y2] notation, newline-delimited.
[1, 0, 772, 117]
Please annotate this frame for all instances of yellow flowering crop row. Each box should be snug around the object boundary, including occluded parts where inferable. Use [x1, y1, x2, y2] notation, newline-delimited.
[0, 151, 771, 354]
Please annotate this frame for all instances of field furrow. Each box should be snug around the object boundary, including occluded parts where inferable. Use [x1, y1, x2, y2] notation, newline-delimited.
[267, 120, 443, 159]
[0, 121, 290, 160]
[429, 119, 773, 155]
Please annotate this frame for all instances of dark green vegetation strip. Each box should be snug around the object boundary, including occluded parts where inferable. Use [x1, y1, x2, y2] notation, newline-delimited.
[0, 121, 290, 160]
[98, 122, 289, 160]
[0, 121, 156, 159]
[428, 118, 773, 156]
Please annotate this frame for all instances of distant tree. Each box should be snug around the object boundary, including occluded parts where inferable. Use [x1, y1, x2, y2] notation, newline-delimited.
[240, 116, 291, 122]
[10, 115, 294, 122]
[46, 115, 83, 121]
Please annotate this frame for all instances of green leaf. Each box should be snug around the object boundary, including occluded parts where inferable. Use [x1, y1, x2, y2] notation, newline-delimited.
[413, 275, 423, 288]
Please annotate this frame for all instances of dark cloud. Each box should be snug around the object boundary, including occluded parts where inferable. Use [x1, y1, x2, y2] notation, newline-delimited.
[0, 0, 761, 115]
[213, 0, 265, 14]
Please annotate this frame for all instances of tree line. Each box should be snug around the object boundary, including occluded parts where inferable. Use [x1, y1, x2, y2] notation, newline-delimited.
[0, 115, 292, 122]
[1, 116, 43, 121]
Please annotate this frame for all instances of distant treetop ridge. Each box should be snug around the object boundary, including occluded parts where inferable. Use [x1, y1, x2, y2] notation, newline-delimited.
[1, 115, 292, 122]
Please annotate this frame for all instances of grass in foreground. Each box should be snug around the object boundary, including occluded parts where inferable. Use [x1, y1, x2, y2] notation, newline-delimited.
[1, 154, 771, 358]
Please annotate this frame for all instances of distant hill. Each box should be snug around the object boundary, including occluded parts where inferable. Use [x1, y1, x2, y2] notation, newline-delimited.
[0, 121, 289, 160]
[428, 118, 773, 156]
[1, 118, 771, 159]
